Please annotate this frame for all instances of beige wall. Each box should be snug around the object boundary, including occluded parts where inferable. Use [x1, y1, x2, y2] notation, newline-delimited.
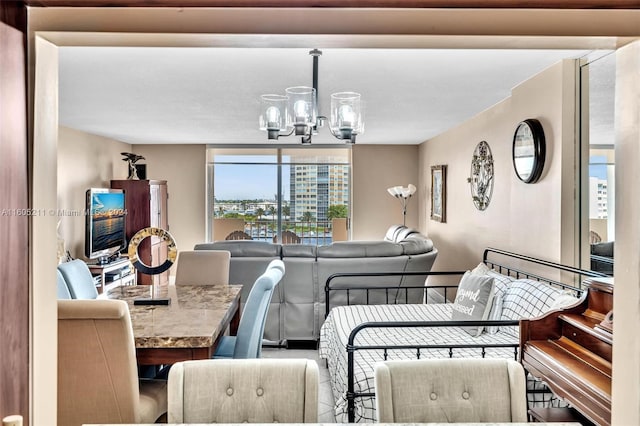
[133, 144, 207, 255]
[612, 40, 640, 426]
[352, 145, 419, 240]
[419, 60, 578, 272]
[57, 133, 206, 269]
[57, 126, 131, 258]
[213, 218, 246, 242]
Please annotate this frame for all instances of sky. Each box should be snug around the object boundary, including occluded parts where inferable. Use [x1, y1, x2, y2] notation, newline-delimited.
[92, 192, 125, 212]
[214, 163, 291, 200]
[589, 155, 609, 180]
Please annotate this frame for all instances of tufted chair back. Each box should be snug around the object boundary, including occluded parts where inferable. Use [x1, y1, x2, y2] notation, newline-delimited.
[174, 250, 231, 286]
[167, 358, 318, 423]
[375, 358, 527, 423]
[57, 259, 99, 299]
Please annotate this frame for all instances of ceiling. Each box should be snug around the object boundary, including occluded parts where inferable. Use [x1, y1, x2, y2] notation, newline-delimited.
[58, 47, 595, 145]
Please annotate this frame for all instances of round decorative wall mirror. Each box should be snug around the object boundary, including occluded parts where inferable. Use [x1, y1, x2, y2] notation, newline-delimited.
[512, 119, 546, 184]
[468, 140, 494, 211]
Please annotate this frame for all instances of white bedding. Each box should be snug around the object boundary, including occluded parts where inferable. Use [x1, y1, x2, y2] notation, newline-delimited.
[319, 303, 520, 423]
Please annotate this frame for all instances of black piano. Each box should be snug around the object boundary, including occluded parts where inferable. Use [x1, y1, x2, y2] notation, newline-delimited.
[520, 277, 613, 425]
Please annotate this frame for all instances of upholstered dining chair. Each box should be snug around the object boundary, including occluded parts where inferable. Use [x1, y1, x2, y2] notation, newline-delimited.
[58, 299, 167, 426]
[167, 358, 318, 423]
[374, 358, 527, 423]
[174, 250, 231, 286]
[57, 259, 98, 299]
[56, 269, 72, 299]
[213, 259, 284, 359]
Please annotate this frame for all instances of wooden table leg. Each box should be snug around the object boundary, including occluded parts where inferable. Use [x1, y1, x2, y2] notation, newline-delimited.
[230, 301, 241, 335]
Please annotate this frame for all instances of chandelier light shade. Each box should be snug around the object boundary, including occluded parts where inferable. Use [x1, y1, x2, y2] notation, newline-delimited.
[387, 184, 417, 226]
[286, 86, 316, 129]
[259, 49, 364, 144]
[259, 94, 289, 140]
[330, 92, 364, 142]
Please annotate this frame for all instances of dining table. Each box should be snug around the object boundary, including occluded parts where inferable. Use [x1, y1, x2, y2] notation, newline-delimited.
[104, 283, 242, 365]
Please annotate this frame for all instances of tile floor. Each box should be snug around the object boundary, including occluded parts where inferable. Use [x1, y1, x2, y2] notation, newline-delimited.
[262, 347, 335, 423]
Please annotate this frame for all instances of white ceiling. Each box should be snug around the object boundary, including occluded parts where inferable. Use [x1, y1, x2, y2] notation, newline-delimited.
[58, 47, 594, 145]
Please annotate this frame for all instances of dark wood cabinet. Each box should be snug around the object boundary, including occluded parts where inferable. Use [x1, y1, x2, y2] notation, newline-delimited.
[111, 179, 169, 285]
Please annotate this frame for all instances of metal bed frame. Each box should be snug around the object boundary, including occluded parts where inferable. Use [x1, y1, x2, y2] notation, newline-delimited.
[323, 247, 608, 422]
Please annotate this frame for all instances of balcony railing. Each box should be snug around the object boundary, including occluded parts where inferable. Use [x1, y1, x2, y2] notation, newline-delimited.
[213, 218, 347, 246]
[245, 220, 334, 245]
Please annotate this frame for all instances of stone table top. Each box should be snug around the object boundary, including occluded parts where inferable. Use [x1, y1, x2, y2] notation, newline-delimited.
[104, 284, 242, 349]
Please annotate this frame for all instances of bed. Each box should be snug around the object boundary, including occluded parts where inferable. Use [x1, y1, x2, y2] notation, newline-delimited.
[318, 248, 607, 423]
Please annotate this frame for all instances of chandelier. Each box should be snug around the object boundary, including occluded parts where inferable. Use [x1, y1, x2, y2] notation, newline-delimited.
[259, 49, 364, 144]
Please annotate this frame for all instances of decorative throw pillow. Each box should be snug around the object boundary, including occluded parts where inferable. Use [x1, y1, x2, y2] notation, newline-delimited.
[450, 271, 495, 337]
[500, 279, 562, 337]
[471, 263, 515, 334]
[550, 291, 581, 310]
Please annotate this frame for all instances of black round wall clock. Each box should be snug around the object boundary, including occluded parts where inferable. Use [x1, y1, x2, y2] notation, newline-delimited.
[512, 118, 546, 184]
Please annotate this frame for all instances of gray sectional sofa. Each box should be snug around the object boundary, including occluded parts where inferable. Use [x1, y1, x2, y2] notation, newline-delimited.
[195, 225, 437, 344]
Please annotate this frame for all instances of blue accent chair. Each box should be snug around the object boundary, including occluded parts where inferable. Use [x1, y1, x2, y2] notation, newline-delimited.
[57, 259, 99, 299]
[213, 259, 285, 359]
[57, 269, 72, 299]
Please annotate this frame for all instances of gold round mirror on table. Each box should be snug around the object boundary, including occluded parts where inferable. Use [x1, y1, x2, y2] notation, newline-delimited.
[512, 119, 546, 184]
[128, 227, 177, 275]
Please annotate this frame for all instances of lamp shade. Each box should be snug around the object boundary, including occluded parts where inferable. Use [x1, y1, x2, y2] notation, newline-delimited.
[259, 94, 289, 139]
[387, 184, 416, 199]
[285, 86, 316, 127]
[330, 92, 363, 141]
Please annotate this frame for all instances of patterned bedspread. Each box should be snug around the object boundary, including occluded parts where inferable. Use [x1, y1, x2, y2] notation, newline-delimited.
[319, 303, 520, 423]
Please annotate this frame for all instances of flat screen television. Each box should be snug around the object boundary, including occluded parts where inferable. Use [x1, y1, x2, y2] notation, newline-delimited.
[85, 188, 127, 264]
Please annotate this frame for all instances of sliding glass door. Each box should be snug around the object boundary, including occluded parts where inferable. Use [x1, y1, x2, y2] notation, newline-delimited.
[207, 147, 351, 245]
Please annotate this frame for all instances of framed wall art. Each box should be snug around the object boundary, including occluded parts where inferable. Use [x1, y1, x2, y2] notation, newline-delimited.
[468, 141, 494, 211]
[430, 165, 447, 222]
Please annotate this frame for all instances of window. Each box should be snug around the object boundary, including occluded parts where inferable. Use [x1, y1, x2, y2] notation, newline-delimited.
[207, 147, 351, 245]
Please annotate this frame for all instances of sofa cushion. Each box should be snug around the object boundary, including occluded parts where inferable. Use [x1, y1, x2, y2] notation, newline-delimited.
[590, 241, 614, 257]
[195, 241, 281, 257]
[450, 271, 495, 337]
[394, 227, 420, 243]
[317, 241, 404, 258]
[500, 279, 561, 337]
[399, 234, 434, 255]
[281, 244, 317, 258]
[384, 225, 407, 242]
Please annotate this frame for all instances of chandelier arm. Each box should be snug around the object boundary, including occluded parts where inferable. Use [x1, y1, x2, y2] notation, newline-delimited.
[279, 128, 296, 138]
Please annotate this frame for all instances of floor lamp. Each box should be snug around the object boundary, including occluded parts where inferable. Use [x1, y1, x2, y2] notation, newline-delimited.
[387, 184, 416, 226]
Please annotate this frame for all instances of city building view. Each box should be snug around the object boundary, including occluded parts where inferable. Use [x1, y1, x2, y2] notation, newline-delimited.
[210, 149, 350, 244]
